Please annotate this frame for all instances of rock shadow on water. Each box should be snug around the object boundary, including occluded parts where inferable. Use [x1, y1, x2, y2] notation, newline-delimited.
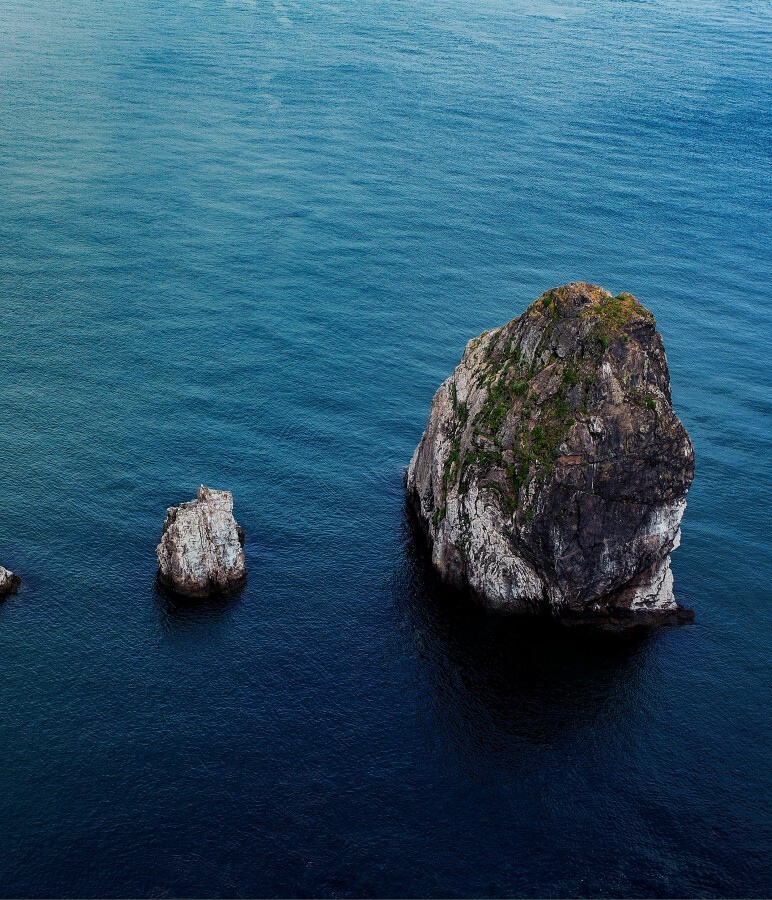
[393, 503, 657, 760]
[153, 578, 244, 632]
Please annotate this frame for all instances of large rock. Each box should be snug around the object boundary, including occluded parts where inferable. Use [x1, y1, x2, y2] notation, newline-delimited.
[0, 566, 20, 599]
[156, 486, 246, 597]
[406, 283, 695, 628]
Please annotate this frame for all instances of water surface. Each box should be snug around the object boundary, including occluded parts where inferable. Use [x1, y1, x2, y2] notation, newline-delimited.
[0, 0, 770, 896]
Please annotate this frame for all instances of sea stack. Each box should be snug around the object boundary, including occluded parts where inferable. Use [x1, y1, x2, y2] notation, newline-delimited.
[406, 283, 695, 628]
[156, 486, 246, 597]
[0, 566, 20, 599]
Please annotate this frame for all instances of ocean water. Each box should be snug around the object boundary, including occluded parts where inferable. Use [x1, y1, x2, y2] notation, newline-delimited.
[0, 0, 770, 896]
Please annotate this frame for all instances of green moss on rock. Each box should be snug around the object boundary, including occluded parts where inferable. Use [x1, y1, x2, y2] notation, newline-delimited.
[436, 283, 667, 522]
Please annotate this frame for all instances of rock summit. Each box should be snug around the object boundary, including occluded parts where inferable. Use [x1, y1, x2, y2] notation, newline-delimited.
[406, 283, 695, 628]
[156, 486, 246, 597]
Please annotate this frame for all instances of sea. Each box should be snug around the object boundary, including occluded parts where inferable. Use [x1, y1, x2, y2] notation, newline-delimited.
[0, 0, 770, 896]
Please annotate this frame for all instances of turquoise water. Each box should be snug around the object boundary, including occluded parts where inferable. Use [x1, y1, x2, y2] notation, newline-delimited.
[0, 0, 770, 896]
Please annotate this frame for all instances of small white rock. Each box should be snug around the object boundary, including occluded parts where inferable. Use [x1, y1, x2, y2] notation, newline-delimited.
[156, 486, 246, 598]
[0, 566, 20, 599]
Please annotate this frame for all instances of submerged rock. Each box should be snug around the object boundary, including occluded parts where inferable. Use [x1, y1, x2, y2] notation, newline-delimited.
[156, 486, 246, 597]
[0, 566, 20, 599]
[406, 283, 695, 629]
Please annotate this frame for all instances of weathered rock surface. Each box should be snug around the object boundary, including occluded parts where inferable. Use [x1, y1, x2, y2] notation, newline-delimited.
[406, 283, 695, 628]
[0, 566, 20, 599]
[156, 486, 246, 597]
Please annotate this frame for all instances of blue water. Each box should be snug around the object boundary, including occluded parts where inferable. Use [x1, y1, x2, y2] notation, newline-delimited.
[1, 0, 770, 896]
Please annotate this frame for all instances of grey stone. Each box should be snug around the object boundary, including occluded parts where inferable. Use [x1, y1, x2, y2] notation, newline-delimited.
[405, 283, 695, 629]
[156, 486, 246, 598]
[0, 566, 20, 599]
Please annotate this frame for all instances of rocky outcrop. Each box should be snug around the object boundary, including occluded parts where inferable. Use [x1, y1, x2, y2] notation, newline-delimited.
[406, 283, 695, 628]
[0, 566, 20, 599]
[156, 486, 246, 597]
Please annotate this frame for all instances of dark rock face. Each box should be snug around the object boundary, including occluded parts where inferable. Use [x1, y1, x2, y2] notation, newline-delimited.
[406, 283, 695, 628]
[0, 566, 20, 600]
[156, 486, 246, 598]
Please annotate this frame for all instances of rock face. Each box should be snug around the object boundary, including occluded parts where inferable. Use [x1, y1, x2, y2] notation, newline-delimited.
[0, 566, 20, 599]
[406, 283, 695, 628]
[156, 486, 246, 597]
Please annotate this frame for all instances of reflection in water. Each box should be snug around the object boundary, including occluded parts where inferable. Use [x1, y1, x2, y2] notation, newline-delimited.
[153, 579, 242, 631]
[392, 504, 654, 761]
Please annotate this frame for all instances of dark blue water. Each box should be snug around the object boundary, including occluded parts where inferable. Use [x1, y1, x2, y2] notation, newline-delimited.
[1, 0, 770, 896]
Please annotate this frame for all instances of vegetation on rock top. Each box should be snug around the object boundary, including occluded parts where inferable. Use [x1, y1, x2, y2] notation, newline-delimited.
[436, 283, 664, 528]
